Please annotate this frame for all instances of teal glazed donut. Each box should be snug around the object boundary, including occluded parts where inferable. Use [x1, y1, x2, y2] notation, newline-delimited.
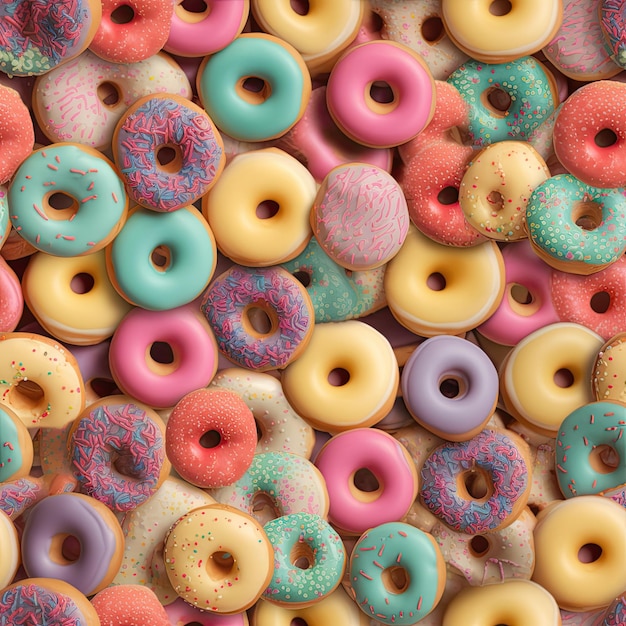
[107, 206, 217, 311]
[262, 512, 346, 607]
[555, 400, 626, 498]
[8, 144, 128, 257]
[349, 522, 445, 625]
[197, 33, 311, 142]
[447, 56, 558, 147]
[526, 173, 626, 275]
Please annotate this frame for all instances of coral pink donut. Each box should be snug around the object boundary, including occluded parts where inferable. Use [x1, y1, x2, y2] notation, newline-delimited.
[90, 0, 175, 63]
[164, 0, 249, 57]
[314, 428, 419, 535]
[553, 80, 626, 188]
[326, 40, 436, 148]
[166, 387, 257, 489]
[477, 240, 559, 346]
[109, 305, 219, 409]
[165, 597, 248, 626]
[91, 584, 170, 625]
[0, 256, 23, 333]
[0, 85, 34, 184]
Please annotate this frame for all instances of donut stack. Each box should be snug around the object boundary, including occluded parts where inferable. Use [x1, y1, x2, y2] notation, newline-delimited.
[0, 0, 626, 624]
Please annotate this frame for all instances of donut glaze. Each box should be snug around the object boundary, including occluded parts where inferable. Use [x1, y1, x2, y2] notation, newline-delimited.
[593, 332, 626, 403]
[91, 584, 170, 626]
[0, 85, 34, 184]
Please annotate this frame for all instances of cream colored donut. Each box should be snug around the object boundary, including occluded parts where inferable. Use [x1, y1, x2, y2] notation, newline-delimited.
[209, 367, 314, 458]
[0, 510, 20, 588]
[592, 332, 626, 403]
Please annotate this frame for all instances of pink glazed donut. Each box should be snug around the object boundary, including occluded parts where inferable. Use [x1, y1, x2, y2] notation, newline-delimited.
[165, 597, 248, 626]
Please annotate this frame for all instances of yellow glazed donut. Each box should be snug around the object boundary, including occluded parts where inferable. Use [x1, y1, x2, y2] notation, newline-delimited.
[592, 332, 626, 403]
[441, 0, 563, 63]
[500, 322, 603, 437]
[203, 148, 316, 266]
[384, 225, 505, 337]
[442, 579, 561, 625]
[163, 503, 274, 614]
[281, 320, 398, 433]
[22, 249, 133, 346]
[532, 495, 626, 612]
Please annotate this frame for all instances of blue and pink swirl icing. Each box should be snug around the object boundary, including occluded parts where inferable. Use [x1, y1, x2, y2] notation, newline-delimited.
[601, 0, 626, 68]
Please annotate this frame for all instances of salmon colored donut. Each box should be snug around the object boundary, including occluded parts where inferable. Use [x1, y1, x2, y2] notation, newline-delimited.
[0, 85, 34, 184]
[0, 256, 23, 333]
[92, 584, 170, 625]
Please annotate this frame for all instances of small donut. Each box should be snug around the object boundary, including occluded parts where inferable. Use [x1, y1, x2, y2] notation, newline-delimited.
[326, 40, 436, 148]
[68, 395, 170, 511]
[500, 322, 603, 437]
[209, 367, 315, 458]
[0, 405, 33, 482]
[401, 335, 499, 441]
[203, 148, 316, 266]
[210, 451, 329, 525]
[197, 33, 312, 142]
[164, 0, 249, 58]
[0, 85, 34, 184]
[281, 320, 398, 432]
[109, 305, 219, 409]
[525, 173, 626, 275]
[166, 597, 249, 626]
[201, 264, 314, 372]
[310, 163, 410, 270]
[314, 428, 418, 536]
[113, 93, 225, 212]
[348, 521, 446, 625]
[91, 584, 170, 626]
[107, 205, 217, 310]
[163, 503, 274, 614]
[532, 495, 626, 612]
[593, 331, 626, 403]
[441, 0, 562, 62]
[477, 239, 559, 346]
[33, 50, 192, 152]
[21, 492, 125, 596]
[459, 141, 550, 241]
[22, 249, 133, 346]
[262, 512, 346, 607]
[0, 0, 102, 76]
[420, 427, 532, 534]
[600, 0, 626, 67]
[447, 56, 559, 147]
[90, 0, 175, 63]
[384, 225, 505, 337]
[166, 387, 257, 489]
[0, 510, 19, 588]
[8, 143, 128, 257]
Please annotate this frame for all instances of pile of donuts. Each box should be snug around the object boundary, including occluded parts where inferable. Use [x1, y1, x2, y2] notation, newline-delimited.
[2, 0, 626, 624]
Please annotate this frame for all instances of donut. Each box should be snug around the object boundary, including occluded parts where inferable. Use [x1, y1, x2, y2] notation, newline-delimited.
[262, 512, 346, 607]
[209, 367, 315, 458]
[0, 511, 19, 588]
[593, 331, 626, 403]
[109, 304, 219, 409]
[348, 521, 446, 625]
[600, 0, 626, 67]
[552, 80, 626, 188]
[106, 205, 217, 310]
[500, 322, 603, 437]
[200, 264, 315, 372]
[89, 0, 175, 63]
[0, 405, 33, 482]
[8, 143, 128, 257]
[0, 257, 22, 334]
[197, 33, 312, 142]
[0, 85, 34, 184]
[459, 141, 551, 241]
[447, 56, 559, 147]
[33, 50, 192, 152]
[420, 428, 532, 534]
[314, 428, 418, 535]
[203, 148, 316, 266]
[163, 503, 274, 614]
[166, 387, 257, 489]
[441, 0, 562, 62]
[310, 163, 410, 270]
[401, 335, 499, 441]
[91, 584, 170, 626]
[69, 340, 118, 406]
[0, 0, 102, 76]
[113, 93, 225, 212]
[525, 173, 626, 275]
[280, 320, 398, 432]
[21, 492, 125, 596]
[532, 495, 626, 612]
[326, 40, 436, 149]
[166, 597, 249, 626]
[384, 225, 505, 337]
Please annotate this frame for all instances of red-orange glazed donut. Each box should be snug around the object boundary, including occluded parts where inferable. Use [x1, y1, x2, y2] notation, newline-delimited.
[0, 85, 34, 184]
[91, 584, 170, 625]
[166, 387, 257, 488]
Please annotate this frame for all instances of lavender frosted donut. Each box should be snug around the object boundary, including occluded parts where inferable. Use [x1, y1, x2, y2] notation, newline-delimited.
[401, 335, 499, 441]
[201, 265, 314, 371]
[113, 93, 225, 212]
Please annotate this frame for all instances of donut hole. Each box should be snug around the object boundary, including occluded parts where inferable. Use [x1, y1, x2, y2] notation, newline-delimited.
[382, 566, 410, 595]
[44, 191, 79, 221]
[50, 533, 81, 565]
[238, 76, 271, 106]
[589, 444, 620, 474]
[243, 303, 277, 337]
[256, 200, 280, 219]
[110, 4, 134, 23]
[155, 144, 183, 173]
[70, 272, 95, 294]
[554, 368, 574, 388]
[438, 375, 467, 399]
[251, 491, 281, 524]
[578, 543, 603, 564]
[290, 541, 315, 570]
[206, 550, 235, 580]
[89, 377, 120, 398]
[458, 468, 493, 501]
[10, 379, 45, 414]
[353, 467, 381, 493]
[489, 0, 512, 16]
[150, 245, 172, 272]
[290, 0, 309, 16]
[111, 450, 143, 479]
[292, 269, 311, 288]
[177, 0, 209, 20]
[595, 128, 618, 148]
[367, 81, 398, 115]
[426, 272, 446, 291]
[290, 620, 308, 626]
[147, 341, 177, 375]
[573, 200, 602, 231]
[199, 429, 221, 449]
[487, 190, 505, 213]
[469, 534, 490, 557]
[421, 16, 444, 44]
[328, 367, 350, 386]
[437, 186, 459, 206]
[507, 283, 541, 317]
[483, 87, 512, 117]
[590, 291, 611, 314]
[97, 81, 122, 107]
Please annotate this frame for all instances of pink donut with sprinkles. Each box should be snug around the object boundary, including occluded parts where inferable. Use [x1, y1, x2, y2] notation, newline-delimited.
[91, 585, 170, 625]
[0, 85, 34, 184]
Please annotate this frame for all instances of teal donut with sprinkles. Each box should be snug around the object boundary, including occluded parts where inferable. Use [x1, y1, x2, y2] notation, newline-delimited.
[447, 56, 558, 147]
[526, 173, 626, 274]
[349, 522, 446, 625]
[263, 512, 345, 606]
